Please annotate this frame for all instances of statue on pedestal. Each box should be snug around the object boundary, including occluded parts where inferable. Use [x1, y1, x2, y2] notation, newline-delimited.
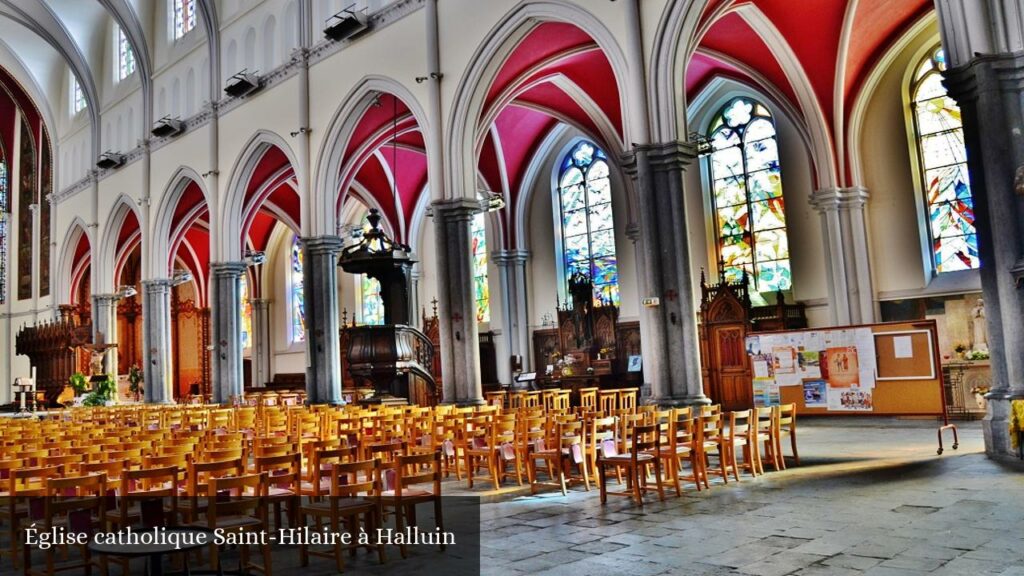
[971, 298, 989, 353]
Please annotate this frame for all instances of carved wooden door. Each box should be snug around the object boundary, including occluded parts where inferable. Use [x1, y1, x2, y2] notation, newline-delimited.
[710, 325, 752, 411]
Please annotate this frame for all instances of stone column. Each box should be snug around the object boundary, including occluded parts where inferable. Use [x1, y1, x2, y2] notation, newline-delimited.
[623, 143, 708, 406]
[210, 262, 246, 404]
[432, 199, 483, 405]
[303, 237, 344, 405]
[250, 298, 271, 388]
[494, 250, 530, 372]
[410, 269, 422, 329]
[91, 293, 119, 375]
[810, 187, 875, 325]
[141, 279, 173, 404]
[944, 52, 1024, 459]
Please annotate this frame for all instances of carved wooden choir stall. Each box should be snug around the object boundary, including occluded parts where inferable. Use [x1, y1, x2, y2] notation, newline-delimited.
[13, 305, 93, 405]
[338, 209, 436, 405]
[698, 269, 807, 411]
[532, 272, 643, 398]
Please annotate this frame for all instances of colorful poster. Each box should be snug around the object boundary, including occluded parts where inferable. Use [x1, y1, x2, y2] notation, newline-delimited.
[828, 388, 873, 411]
[803, 379, 827, 408]
[798, 351, 821, 379]
[753, 377, 776, 408]
[825, 346, 860, 388]
[773, 346, 797, 374]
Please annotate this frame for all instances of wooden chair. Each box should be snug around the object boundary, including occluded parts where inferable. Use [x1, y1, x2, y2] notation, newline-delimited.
[3, 465, 63, 570]
[302, 446, 358, 499]
[528, 419, 589, 495]
[194, 472, 270, 574]
[299, 459, 385, 571]
[551, 390, 571, 412]
[517, 413, 548, 483]
[657, 413, 703, 495]
[578, 387, 598, 413]
[485, 391, 506, 408]
[179, 457, 246, 522]
[111, 466, 180, 529]
[754, 406, 781, 473]
[618, 388, 638, 413]
[598, 390, 618, 415]
[587, 415, 620, 482]
[699, 412, 730, 485]
[776, 403, 799, 467]
[524, 390, 542, 408]
[727, 409, 757, 480]
[254, 452, 301, 529]
[25, 473, 108, 576]
[381, 451, 445, 559]
[597, 424, 665, 506]
[81, 459, 127, 492]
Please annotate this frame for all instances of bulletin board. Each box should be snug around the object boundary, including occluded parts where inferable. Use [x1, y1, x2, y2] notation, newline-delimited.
[746, 320, 944, 416]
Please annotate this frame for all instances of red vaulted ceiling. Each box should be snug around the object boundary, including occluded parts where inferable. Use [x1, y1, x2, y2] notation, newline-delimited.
[477, 22, 624, 248]
[168, 179, 210, 305]
[689, 0, 932, 183]
[338, 93, 427, 244]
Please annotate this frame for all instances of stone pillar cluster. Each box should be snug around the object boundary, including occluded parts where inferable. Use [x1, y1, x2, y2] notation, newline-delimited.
[302, 236, 344, 405]
[210, 262, 245, 404]
[809, 187, 874, 325]
[250, 298, 271, 389]
[141, 279, 173, 404]
[91, 293, 119, 375]
[494, 250, 530, 372]
[431, 199, 483, 405]
[623, 142, 708, 406]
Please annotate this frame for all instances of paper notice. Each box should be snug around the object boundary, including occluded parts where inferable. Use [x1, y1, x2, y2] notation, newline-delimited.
[893, 335, 913, 359]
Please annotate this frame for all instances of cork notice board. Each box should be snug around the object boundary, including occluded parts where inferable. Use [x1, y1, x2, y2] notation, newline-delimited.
[874, 329, 935, 381]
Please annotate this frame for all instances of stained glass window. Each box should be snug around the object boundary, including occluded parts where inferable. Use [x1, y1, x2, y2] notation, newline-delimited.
[707, 97, 791, 292]
[118, 26, 135, 80]
[472, 213, 490, 322]
[361, 275, 384, 325]
[911, 47, 978, 273]
[72, 80, 86, 114]
[0, 163, 7, 305]
[240, 274, 252, 349]
[290, 236, 305, 342]
[173, 0, 196, 39]
[557, 141, 619, 306]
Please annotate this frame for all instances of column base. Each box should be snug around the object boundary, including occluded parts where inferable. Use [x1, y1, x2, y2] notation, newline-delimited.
[451, 398, 485, 407]
[644, 394, 712, 408]
[983, 394, 1023, 461]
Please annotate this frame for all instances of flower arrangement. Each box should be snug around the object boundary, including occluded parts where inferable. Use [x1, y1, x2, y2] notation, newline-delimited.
[965, 350, 990, 361]
[68, 372, 88, 395]
[128, 364, 144, 400]
[970, 384, 991, 396]
[82, 374, 116, 407]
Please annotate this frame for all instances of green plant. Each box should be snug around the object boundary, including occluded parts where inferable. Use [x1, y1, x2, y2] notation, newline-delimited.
[82, 374, 116, 407]
[128, 364, 143, 395]
[69, 372, 88, 395]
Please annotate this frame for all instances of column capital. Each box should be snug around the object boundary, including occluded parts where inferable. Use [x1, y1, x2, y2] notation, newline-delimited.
[209, 261, 247, 277]
[492, 249, 529, 266]
[626, 222, 641, 243]
[141, 278, 173, 292]
[250, 297, 271, 306]
[302, 235, 344, 255]
[91, 293, 120, 303]
[811, 186, 870, 213]
[431, 198, 481, 222]
[943, 51, 1024, 106]
[621, 141, 697, 176]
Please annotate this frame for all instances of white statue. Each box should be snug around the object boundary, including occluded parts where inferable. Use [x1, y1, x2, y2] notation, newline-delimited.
[971, 298, 989, 353]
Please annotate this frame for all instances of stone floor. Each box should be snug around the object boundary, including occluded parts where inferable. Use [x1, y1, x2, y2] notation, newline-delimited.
[479, 418, 1024, 576]
[16, 418, 1024, 575]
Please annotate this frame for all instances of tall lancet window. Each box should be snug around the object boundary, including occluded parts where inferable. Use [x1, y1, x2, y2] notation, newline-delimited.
[356, 214, 385, 325]
[911, 47, 978, 272]
[173, 0, 197, 39]
[117, 26, 135, 80]
[472, 213, 489, 322]
[240, 274, 252, 350]
[556, 141, 619, 306]
[708, 97, 791, 291]
[290, 235, 305, 342]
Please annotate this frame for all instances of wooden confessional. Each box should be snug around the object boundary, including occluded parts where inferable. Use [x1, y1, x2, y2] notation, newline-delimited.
[698, 270, 807, 411]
